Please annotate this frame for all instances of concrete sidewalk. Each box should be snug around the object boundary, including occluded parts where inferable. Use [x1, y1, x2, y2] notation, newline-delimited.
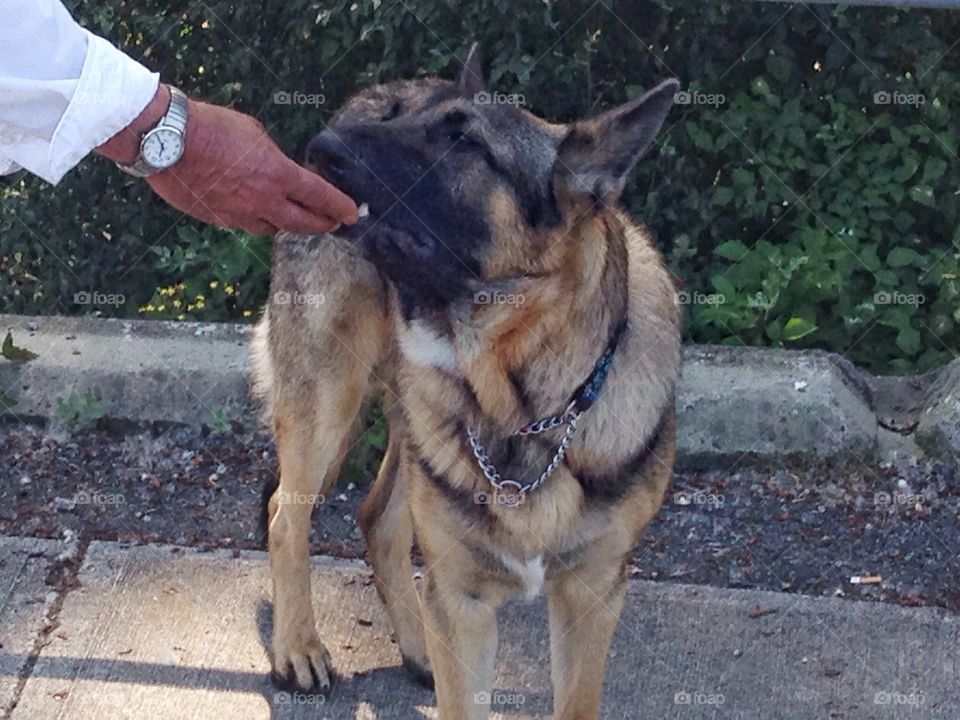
[1, 538, 956, 720]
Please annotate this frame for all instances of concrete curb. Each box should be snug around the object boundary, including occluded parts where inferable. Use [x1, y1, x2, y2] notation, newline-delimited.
[1, 313, 956, 467]
[0, 315, 251, 428]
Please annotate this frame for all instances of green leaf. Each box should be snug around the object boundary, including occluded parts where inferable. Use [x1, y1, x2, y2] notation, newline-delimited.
[783, 317, 818, 341]
[886, 247, 925, 268]
[1, 332, 38, 361]
[896, 325, 921, 355]
[890, 127, 909, 148]
[711, 275, 737, 301]
[923, 158, 947, 184]
[713, 187, 735, 206]
[685, 122, 714, 151]
[731, 168, 753, 188]
[908, 185, 935, 206]
[892, 156, 919, 183]
[786, 125, 805, 148]
[714, 240, 750, 261]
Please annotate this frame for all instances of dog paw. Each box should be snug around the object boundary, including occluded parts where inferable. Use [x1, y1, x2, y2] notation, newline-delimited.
[271, 636, 335, 693]
[401, 653, 434, 690]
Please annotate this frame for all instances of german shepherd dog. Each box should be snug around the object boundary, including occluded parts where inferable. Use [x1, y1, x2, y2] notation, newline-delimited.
[253, 46, 681, 720]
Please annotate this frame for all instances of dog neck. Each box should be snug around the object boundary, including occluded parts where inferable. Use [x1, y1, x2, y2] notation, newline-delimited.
[447, 210, 631, 429]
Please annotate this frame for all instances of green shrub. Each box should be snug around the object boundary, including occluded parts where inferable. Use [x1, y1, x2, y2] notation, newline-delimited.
[2, 0, 959, 374]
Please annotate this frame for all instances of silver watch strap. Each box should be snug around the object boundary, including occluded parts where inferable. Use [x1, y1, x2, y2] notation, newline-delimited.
[118, 87, 189, 178]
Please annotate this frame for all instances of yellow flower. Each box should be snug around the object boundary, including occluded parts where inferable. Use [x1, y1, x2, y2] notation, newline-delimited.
[209, 280, 219, 289]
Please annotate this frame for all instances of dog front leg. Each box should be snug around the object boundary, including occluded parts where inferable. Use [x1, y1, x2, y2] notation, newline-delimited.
[268, 376, 365, 692]
[547, 561, 627, 720]
[421, 569, 498, 720]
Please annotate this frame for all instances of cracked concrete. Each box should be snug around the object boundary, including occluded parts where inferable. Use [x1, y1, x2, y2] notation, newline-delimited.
[0, 536, 69, 718]
[2, 538, 957, 720]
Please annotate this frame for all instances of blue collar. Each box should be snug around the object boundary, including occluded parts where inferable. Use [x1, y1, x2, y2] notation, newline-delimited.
[515, 317, 627, 436]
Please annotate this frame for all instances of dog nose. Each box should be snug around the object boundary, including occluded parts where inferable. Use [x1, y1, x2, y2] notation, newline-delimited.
[305, 131, 354, 175]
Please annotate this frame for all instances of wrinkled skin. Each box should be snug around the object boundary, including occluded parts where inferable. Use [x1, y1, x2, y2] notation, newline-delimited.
[98, 85, 358, 235]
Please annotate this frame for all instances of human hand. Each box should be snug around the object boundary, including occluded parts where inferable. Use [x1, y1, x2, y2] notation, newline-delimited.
[98, 86, 358, 235]
[151, 98, 358, 234]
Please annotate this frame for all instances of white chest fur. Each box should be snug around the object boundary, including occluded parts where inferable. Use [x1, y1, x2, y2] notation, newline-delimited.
[397, 320, 459, 373]
[498, 553, 546, 601]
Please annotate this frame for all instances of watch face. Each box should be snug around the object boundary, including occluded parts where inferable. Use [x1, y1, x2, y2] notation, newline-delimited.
[141, 127, 184, 169]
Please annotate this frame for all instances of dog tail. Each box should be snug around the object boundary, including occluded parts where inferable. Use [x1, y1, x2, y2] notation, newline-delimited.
[260, 472, 279, 547]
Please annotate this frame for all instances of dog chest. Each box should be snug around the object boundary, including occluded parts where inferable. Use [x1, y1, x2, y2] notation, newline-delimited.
[496, 552, 546, 601]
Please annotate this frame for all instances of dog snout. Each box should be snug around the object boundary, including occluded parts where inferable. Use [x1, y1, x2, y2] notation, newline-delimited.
[305, 130, 355, 177]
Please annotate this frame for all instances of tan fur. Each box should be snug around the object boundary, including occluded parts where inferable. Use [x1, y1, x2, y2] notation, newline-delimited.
[252, 71, 680, 719]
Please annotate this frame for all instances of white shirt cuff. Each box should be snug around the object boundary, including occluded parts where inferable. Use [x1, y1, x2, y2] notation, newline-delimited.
[7, 31, 159, 184]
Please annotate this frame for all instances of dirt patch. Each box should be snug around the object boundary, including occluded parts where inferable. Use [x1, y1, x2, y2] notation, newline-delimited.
[2, 423, 957, 613]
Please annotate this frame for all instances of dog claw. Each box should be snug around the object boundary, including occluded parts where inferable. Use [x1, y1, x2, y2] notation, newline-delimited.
[271, 640, 335, 694]
[401, 654, 435, 691]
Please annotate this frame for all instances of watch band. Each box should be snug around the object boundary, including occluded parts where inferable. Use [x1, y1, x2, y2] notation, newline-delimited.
[117, 87, 189, 178]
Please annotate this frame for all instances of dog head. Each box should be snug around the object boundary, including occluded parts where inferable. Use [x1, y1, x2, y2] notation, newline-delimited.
[307, 45, 677, 314]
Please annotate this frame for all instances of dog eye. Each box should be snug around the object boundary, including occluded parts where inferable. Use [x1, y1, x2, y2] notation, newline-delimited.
[429, 110, 482, 150]
[445, 128, 484, 152]
[380, 101, 402, 122]
[447, 128, 475, 145]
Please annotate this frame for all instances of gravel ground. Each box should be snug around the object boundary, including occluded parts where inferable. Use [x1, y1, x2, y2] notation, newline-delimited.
[1, 422, 957, 613]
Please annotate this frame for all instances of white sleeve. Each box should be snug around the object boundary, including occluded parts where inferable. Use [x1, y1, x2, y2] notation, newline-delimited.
[0, 0, 160, 184]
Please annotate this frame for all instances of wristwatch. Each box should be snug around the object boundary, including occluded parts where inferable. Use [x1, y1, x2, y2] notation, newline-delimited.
[117, 87, 189, 177]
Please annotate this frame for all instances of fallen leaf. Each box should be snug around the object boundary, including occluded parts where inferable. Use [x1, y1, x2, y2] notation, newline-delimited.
[0, 390, 16, 410]
[1, 331, 38, 361]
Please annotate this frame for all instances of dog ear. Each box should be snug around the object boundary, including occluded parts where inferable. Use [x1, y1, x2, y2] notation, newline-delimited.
[553, 79, 679, 211]
[456, 43, 485, 97]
